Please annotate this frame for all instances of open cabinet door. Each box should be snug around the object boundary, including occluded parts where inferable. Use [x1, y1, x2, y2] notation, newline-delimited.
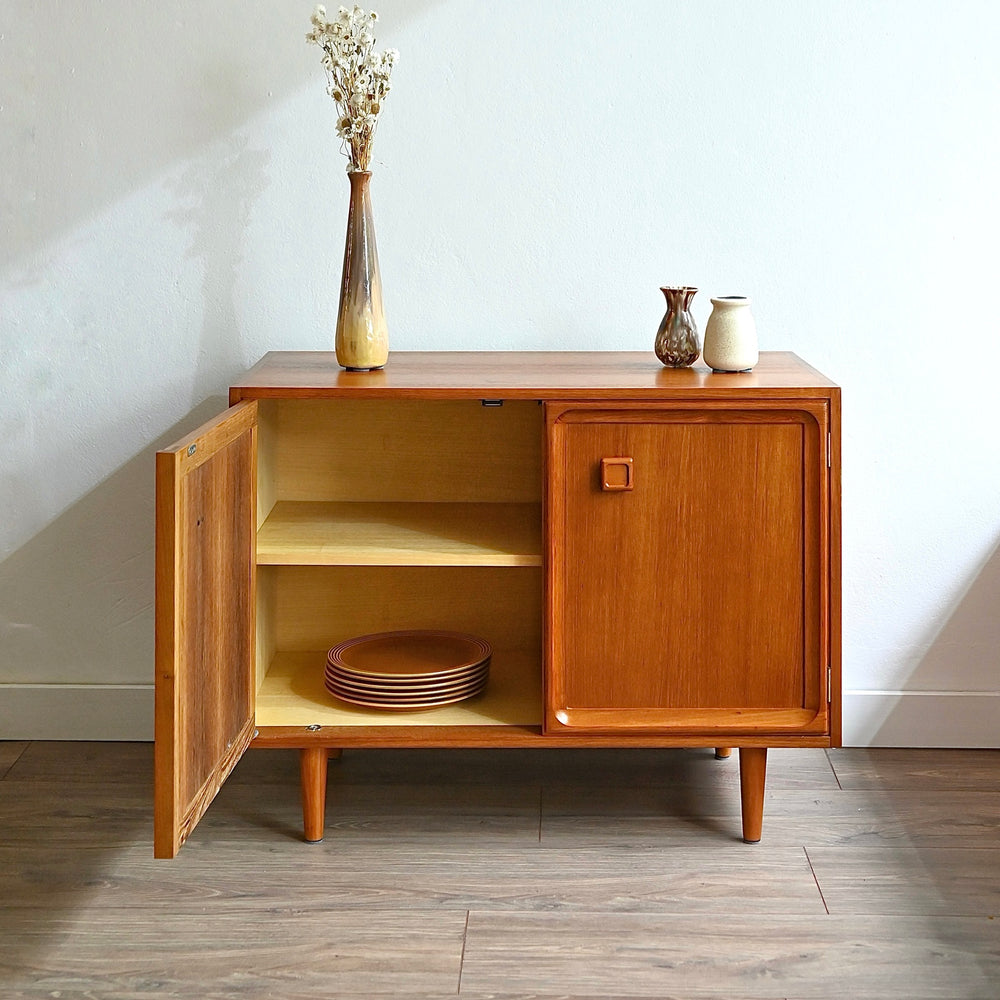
[154, 400, 258, 857]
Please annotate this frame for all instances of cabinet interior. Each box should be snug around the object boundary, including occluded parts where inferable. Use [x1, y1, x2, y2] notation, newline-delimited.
[253, 398, 544, 727]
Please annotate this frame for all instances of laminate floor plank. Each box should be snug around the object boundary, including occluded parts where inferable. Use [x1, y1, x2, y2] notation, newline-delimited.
[0, 842, 824, 915]
[2, 743, 999, 999]
[0, 993, 788, 1000]
[459, 911, 1000, 999]
[827, 748, 1000, 790]
[807, 846, 1000, 915]
[0, 779, 543, 849]
[0, 909, 467, 997]
[3, 740, 153, 785]
[541, 787, 1000, 849]
[0, 740, 29, 778]
[243, 782, 544, 845]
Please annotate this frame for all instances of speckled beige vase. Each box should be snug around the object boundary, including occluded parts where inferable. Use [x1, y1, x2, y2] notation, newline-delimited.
[703, 296, 758, 372]
[336, 170, 388, 371]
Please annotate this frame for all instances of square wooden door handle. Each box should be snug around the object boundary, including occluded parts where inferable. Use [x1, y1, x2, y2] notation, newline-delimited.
[600, 457, 633, 491]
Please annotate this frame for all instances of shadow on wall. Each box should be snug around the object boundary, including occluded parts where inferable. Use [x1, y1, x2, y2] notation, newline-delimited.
[0, 399, 226, 689]
[1, 0, 435, 279]
[3, 1, 310, 277]
[867, 534, 1000, 747]
[167, 132, 272, 405]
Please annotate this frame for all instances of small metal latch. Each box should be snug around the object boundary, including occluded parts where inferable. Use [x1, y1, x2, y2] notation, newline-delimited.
[306, 724, 322, 731]
[481, 399, 504, 407]
[187, 444, 197, 456]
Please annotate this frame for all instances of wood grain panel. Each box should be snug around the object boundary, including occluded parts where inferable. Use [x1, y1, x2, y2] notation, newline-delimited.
[253, 727, 832, 749]
[256, 397, 278, 527]
[230, 350, 839, 400]
[829, 385, 843, 746]
[154, 401, 257, 858]
[274, 398, 542, 502]
[271, 565, 542, 653]
[255, 564, 277, 692]
[546, 403, 827, 737]
[255, 649, 541, 728]
[256, 500, 542, 566]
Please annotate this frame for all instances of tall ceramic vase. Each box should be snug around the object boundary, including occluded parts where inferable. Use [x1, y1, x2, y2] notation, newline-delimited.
[336, 170, 388, 371]
[703, 296, 758, 373]
[654, 286, 700, 368]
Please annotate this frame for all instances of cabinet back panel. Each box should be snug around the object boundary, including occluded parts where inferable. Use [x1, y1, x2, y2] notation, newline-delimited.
[271, 565, 542, 654]
[274, 399, 542, 503]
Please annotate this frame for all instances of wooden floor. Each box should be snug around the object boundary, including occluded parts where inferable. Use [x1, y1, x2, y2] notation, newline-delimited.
[0, 743, 998, 999]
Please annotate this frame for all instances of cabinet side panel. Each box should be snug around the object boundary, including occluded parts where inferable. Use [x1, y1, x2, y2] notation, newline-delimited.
[257, 399, 278, 527]
[256, 565, 277, 693]
[829, 388, 843, 745]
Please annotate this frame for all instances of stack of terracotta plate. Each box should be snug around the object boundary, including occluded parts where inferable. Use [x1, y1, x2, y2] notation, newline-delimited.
[325, 629, 491, 710]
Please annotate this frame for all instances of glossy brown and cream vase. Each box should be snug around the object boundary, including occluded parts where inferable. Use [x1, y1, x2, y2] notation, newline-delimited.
[336, 170, 388, 371]
[654, 286, 700, 368]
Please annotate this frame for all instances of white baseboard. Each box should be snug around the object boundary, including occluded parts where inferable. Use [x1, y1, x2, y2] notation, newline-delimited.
[1, 684, 997, 747]
[842, 691, 1000, 747]
[0, 684, 153, 740]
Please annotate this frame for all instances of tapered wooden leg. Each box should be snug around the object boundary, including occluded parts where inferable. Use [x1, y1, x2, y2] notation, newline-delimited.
[300, 747, 328, 844]
[715, 747, 732, 759]
[738, 747, 767, 844]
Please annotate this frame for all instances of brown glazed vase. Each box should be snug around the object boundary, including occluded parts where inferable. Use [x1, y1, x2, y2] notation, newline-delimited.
[336, 170, 388, 370]
[654, 285, 700, 368]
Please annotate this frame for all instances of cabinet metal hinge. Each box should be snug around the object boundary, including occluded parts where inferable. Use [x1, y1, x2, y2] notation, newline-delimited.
[827, 664, 832, 702]
[827, 433, 832, 468]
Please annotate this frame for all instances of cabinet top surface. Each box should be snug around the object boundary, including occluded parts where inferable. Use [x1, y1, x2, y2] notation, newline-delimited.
[230, 351, 838, 400]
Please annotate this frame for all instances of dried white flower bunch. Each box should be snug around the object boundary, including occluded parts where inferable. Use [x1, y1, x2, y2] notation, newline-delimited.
[306, 4, 399, 172]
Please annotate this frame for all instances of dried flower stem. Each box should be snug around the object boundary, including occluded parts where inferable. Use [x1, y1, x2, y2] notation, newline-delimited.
[306, 4, 398, 171]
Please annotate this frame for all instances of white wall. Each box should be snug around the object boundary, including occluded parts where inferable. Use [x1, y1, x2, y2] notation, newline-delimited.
[2, 0, 998, 744]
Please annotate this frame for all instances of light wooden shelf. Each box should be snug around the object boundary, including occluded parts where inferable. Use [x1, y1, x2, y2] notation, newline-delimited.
[255, 649, 542, 728]
[256, 501, 542, 567]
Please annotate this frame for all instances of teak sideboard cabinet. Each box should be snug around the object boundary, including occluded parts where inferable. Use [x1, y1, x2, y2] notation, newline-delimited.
[154, 351, 841, 858]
